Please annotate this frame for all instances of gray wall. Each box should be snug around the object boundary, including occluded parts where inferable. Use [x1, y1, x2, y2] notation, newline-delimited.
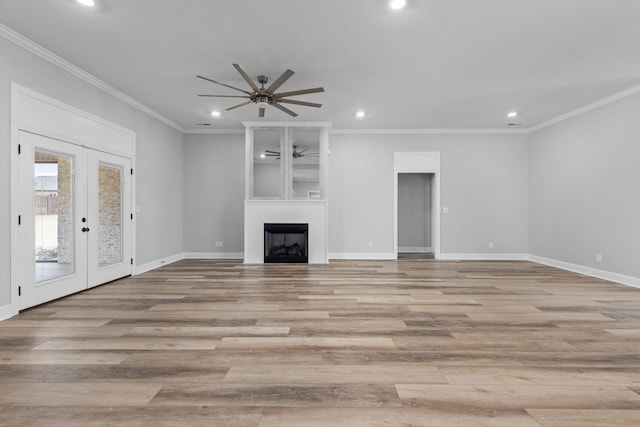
[398, 173, 432, 250]
[529, 92, 640, 278]
[181, 132, 529, 258]
[0, 36, 184, 308]
[183, 133, 245, 254]
[328, 133, 529, 255]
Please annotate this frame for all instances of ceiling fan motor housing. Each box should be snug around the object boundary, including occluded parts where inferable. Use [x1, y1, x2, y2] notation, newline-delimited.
[253, 94, 271, 106]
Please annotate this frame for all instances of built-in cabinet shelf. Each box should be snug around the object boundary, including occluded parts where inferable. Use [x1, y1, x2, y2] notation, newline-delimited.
[244, 121, 330, 201]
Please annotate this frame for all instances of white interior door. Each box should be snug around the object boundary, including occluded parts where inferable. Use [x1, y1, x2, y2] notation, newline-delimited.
[17, 131, 132, 310]
[18, 131, 88, 309]
[87, 150, 132, 287]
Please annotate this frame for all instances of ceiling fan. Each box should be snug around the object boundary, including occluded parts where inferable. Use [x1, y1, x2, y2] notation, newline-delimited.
[197, 64, 324, 118]
[263, 146, 319, 160]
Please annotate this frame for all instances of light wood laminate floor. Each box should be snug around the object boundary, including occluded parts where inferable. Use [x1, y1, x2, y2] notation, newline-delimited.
[1, 259, 640, 426]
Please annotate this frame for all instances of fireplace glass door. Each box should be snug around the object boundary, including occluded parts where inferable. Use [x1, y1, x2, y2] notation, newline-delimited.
[264, 223, 308, 263]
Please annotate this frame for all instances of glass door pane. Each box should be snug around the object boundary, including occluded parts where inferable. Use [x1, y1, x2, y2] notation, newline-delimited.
[34, 150, 75, 283]
[252, 128, 284, 198]
[98, 163, 123, 267]
[290, 128, 321, 199]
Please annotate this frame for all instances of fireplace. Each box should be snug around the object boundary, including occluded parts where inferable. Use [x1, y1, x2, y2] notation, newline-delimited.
[264, 223, 308, 263]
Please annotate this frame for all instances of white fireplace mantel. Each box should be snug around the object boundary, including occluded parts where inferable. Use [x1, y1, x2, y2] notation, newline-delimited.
[244, 200, 328, 264]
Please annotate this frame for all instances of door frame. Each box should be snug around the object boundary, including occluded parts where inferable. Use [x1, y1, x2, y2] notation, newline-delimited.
[10, 84, 136, 317]
[393, 152, 441, 259]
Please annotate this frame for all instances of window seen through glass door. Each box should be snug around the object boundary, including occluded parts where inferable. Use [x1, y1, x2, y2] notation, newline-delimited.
[34, 151, 75, 282]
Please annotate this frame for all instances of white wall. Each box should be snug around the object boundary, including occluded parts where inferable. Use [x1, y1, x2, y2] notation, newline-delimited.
[328, 133, 529, 256]
[183, 133, 245, 254]
[0, 35, 184, 310]
[529, 92, 640, 278]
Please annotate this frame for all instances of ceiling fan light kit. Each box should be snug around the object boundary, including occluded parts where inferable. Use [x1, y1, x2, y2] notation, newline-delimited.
[198, 64, 324, 118]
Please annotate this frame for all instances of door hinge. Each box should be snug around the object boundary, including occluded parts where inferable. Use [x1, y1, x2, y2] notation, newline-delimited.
[18, 215, 21, 225]
[130, 168, 133, 175]
[18, 286, 21, 296]
[130, 258, 133, 265]
[18, 144, 21, 154]
[130, 213, 133, 220]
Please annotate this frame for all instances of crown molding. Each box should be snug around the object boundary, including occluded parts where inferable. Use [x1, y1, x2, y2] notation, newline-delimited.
[529, 83, 640, 133]
[184, 128, 245, 135]
[331, 128, 529, 135]
[0, 23, 184, 133]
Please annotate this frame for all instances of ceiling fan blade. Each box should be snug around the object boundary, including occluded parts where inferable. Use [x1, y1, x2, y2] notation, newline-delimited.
[274, 87, 325, 98]
[266, 69, 295, 93]
[276, 98, 322, 108]
[265, 150, 280, 154]
[259, 107, 265, 118]
[265, 153, 280, 157]
[198, 94, 250, 98]
[232, 64, 259, 92]
[225, 100, 253, 111]
[196, 75, 252, 95]
[271, 102, 299, 117]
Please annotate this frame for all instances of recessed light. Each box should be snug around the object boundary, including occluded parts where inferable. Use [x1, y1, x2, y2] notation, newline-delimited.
[211, 111, 221, 117]
[260, 153, 266, 159]
[507, 111, 518, 118]
[389, 0, 407, 10]
[76, 0, 96, 6]
[355, 111, 366, 118]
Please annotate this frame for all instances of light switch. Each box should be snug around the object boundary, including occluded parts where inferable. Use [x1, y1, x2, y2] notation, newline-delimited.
[440, 207, 449, 213]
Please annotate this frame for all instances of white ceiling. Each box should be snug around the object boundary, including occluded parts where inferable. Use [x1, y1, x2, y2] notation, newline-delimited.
[1, 0, 640, 131]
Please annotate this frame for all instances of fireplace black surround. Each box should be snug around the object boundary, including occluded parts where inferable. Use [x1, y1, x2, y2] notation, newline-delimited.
[264, 223, 308, 263]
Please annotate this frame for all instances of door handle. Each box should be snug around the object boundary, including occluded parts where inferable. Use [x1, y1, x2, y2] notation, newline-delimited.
[82, 227, 90, 232]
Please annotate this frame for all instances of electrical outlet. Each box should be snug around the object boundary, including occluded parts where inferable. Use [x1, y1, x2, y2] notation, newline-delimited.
[596, 253, 602, 262]
[368, 240, 373, 248]
[489, 241, 494, 249]
[440, 207, 449, 214]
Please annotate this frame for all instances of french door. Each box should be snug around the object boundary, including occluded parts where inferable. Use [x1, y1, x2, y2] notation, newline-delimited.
[18, 131, 132, 310]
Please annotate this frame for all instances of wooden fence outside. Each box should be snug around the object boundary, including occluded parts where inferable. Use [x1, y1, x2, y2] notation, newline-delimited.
[35, 194, 58, 215]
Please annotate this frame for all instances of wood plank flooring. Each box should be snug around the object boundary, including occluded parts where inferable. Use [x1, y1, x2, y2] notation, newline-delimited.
[1, 259, 640, 426]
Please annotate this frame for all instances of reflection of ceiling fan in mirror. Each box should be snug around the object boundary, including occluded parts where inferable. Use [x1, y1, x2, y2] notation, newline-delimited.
[197, 64, 324, 118]
[263, 146, 319, 160]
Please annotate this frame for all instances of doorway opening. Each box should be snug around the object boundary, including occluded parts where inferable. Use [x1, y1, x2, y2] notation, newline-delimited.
[393, 151, 440, 260]
[397, 173, 435, 259]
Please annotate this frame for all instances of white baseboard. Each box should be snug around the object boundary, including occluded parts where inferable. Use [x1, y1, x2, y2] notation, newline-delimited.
[183, 252, 244, 259]
[134, 253, 184, 275]
[529, 255, 640, 289]
[0, 304, 18, 321]
[398, 246, 433, 253]
[439, 253, 530, 261]
[329, 252, 396, 260]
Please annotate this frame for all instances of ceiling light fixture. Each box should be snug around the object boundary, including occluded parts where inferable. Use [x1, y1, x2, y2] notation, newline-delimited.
[76, 0, 96, 6]
[507, 111, 518, 118]
[211, 111, 221, 117]
[389, 0, 407, 10]
[356, 111, 366, 118]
